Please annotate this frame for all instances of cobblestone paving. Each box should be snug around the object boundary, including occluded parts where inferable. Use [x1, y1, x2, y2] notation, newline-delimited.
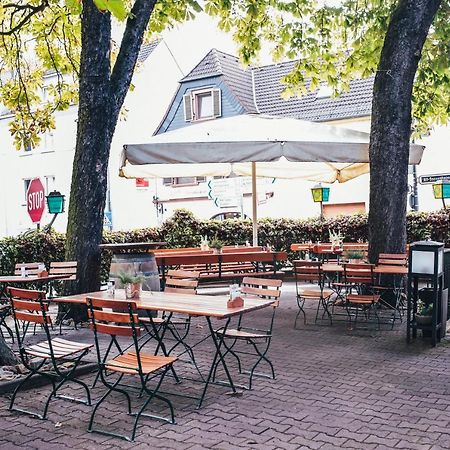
[1, 282, 450, 449]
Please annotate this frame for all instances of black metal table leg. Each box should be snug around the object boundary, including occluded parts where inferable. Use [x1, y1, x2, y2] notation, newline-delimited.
[197, 317, 239, 409]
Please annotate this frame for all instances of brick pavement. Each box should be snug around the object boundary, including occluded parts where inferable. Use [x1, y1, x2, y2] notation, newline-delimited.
[1, 281, 450, 449]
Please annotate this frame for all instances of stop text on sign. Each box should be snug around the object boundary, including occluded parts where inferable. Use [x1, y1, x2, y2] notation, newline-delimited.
[28, 190, 44, 211]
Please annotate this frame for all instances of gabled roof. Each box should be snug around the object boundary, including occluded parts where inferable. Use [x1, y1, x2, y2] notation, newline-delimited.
[253, 61, 373, 121]
[137, 39, 160, 63]
[180, 49, 373, 122]
[181, 49, 257, 113]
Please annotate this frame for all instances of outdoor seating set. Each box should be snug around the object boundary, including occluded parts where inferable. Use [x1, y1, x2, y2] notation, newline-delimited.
[291, 246, 408, 331]
[0, 261, 77, 340]
[2, 267, 283, 442]
[154, 246, 287, 286]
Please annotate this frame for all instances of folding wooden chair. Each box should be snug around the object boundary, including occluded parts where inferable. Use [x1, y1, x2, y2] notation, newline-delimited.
[293, 260, 334, 327]
[374, 253, 408, 327]
[87, 297, 177, 442]
[48, 261, 78, 333]
[213, 277, 282, 390]
[8, 287, 92, 420]
[140, 270, 200, 354]
[343, 264, 381, 330]
[14, 262, 45, 276]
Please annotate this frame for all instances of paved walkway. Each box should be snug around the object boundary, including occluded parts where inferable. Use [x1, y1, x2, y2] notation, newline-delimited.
[1, 282, 450, 449]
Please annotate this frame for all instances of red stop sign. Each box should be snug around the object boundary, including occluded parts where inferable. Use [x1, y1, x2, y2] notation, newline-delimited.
[27, 178, 45, 223]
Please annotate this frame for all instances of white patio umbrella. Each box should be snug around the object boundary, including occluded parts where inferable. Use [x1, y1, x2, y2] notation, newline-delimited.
[120, 114, 425, 244]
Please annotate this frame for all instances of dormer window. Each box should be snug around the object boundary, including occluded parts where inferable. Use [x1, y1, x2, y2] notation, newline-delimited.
[184, 88, 221, 122]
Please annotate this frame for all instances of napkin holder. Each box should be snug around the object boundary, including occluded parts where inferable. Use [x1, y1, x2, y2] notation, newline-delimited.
[227, 296, 244, 308]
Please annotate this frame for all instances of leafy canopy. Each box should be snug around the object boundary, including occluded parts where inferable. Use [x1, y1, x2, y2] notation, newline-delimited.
[0, 0, 448, 150]
[0, 0, 201, 149]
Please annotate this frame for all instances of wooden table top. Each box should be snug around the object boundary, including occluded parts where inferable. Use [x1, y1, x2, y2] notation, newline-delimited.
[54, 290, 276, 319]
[156, 251, 288, 266]
[0, 274, 70, 283]
[99, 242, 166, 251]
[321, 263, 408, 275]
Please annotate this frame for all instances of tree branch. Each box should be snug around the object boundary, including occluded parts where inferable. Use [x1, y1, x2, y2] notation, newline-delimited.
[110, 0, 157, 122]
[0, 0, 49, 35]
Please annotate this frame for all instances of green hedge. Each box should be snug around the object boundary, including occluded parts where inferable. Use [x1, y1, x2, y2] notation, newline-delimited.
[1, 208, 449, 281]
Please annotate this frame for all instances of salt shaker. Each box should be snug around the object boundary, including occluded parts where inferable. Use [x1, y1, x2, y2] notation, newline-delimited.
[20, 266, 26, 277]
[107, 280, 115, 296]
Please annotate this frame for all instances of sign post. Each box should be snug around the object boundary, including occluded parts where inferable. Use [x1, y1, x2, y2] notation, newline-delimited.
[26, 178, 45, 227]
[419, 173, 450, 185]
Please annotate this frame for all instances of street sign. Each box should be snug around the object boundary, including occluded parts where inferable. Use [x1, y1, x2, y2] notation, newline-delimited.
[208, 178, 241, 208]
[419, 173, 450, 185]
[103, 211, 113, 231]
[26, 178, 45, 223]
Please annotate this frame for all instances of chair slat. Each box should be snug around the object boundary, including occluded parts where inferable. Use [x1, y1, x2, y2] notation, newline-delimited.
[87, 297, 136, 311]
[8, 287, 46, 300]
[14, 310, 47, 324]
[90, 310, 138, 324]
[242, 277, 282, 288]
[94, 322, 138, 337]
[12, 299, 46, 312]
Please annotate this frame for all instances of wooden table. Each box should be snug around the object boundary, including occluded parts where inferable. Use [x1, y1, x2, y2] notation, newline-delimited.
[0, 274, 71, 298]
[55, 290, 276, 407]
[156, 251, 288, 283]
[322, 263, 408, 275]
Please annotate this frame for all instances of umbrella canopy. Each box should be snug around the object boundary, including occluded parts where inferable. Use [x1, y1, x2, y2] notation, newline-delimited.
[120, 114, 425, 244]
[120, 114, 424, 181]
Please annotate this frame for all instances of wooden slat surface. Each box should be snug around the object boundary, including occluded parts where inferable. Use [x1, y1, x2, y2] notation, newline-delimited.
[0, 274, 71, 283]
[54, 290, 276, 319]
[322, 263, 408, 275]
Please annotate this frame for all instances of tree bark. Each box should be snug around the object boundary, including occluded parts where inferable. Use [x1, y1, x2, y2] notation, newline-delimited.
[63, 0, 157, 320]
[368, 0, 442, 263]
[0, 335, 18, 366]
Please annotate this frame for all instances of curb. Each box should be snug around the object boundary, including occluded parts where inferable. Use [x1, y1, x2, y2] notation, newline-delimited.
[0, 362, 98, 395]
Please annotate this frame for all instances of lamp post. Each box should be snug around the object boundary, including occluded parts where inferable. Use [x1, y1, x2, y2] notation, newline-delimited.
[46, 190, 65, 229]
[311, 183, 330, 220]
[432, 182, 450, 209]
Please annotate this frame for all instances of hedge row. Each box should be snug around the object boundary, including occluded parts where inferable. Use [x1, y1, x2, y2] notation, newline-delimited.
[1, 208, 449, 282]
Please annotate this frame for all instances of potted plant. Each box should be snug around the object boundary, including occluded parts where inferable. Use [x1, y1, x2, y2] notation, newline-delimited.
[118, 271, 145, 299]
[416, 300, 433, 326]
[346, 250, 364, 263]
[210, 238, 223, 255]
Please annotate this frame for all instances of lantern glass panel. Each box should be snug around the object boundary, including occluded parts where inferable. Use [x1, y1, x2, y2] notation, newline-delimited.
[47, 195, 64, 214]
[311, 188, 323, 202]
[443, 184, 450, 199]
[411, 250, 435, 275]
[433, 184, 443, 199]
[322, 187, 330, 202]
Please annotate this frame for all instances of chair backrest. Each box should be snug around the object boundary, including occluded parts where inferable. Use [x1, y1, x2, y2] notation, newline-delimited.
[378, 253, 407, 266]
[49, 261, 78, 280]
[241, 277, 282, 303]
[343, 263, 375, 285]
[164, 269, 200, 294]
[293, 260, 323, 284]
[87, 297, 143, 374]
[14, 262, 45, 276]
[8, 287, 51, 349]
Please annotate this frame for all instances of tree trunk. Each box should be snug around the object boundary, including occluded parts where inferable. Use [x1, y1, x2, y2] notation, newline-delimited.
[63, 0, 156, 321]
[0, 335, 18, 366]
[63, 0, 112, 321]
[368, 0, 441, 263]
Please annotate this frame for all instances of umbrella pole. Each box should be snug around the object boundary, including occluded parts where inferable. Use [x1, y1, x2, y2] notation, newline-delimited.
[252, 162, 258, 246]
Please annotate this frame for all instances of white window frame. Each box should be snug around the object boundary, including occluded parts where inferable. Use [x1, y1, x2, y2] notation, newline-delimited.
[183, 87, 221, 122]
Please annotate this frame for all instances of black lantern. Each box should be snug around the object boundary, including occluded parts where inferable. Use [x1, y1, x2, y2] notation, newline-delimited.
[407, 240, 445, 346]
[311, 183, 330, 219]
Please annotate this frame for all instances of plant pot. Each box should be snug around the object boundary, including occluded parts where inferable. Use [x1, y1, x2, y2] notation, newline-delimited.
[125, 282, 142, 299]
[416, 314, 432, 326]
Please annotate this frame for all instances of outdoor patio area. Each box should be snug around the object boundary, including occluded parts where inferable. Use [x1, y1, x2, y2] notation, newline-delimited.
[1, 281, 450, 449]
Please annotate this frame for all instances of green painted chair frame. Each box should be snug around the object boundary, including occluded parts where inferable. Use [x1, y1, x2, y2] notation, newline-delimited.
[8, 287, 92, 420]
[87, 297, 177, 442]
[212, 276, 282, 390]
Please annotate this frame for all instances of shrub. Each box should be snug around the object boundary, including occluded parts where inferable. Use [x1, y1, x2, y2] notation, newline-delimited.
[1, 208, 449, 282]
